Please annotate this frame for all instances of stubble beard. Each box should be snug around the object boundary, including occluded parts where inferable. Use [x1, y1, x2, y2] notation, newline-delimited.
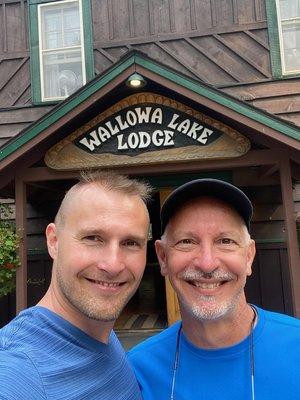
[181, 289, 244, 321]
[177, 268, 247, 321]
[56, 268, 136, 322]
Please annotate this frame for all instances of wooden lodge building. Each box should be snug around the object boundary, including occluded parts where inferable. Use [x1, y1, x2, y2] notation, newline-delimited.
[0, 0, 299, 331]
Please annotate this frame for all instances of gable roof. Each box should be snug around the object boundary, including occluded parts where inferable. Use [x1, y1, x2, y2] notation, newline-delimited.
[0, 49, 299, 173]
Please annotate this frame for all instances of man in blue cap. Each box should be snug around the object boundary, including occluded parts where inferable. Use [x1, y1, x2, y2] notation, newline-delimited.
[129, 178, 300, 400]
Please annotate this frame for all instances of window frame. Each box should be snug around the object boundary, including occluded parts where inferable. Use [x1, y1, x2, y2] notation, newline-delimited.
[29, 0, 94, 104]
[266, 0, 300, 78]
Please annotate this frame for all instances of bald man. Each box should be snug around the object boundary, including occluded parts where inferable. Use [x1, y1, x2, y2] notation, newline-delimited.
[0, 170, 151, 400]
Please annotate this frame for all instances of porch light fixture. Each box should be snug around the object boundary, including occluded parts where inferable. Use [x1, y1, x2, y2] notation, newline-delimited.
[126, 73, 146, 88]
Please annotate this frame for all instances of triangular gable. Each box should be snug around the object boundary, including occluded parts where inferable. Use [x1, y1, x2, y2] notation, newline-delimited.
[0, 50, 299, 170]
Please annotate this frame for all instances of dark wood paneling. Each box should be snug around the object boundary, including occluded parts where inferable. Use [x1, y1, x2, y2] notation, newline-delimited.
[252, 95, 300, 114]
[0, 1, 28, 54]
[0, 123, 29, 139]
[0, 253, 52, 327]
[278, 113, 300, 126]
[0, 291, 16, 327]
[246, 245, 292, 315]
[0, 106, 52, 124]
[0, 106, 52, 145]
[27, 254, 52, 307]
[0, 58, 30, 107]
[0, 0, 298, 145]
[91, 0, 267, 41]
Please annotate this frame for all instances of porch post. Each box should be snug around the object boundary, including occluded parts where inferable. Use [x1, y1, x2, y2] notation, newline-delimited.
[279, 158, 300, 317]
[159, 189, 181, 326]
[15, 176, 27, 314]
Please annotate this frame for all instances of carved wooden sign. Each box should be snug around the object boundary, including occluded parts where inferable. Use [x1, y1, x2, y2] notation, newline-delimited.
[45, 93, 250, 170]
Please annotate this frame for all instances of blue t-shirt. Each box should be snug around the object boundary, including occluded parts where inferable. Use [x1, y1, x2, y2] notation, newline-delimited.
[0, 306, 141, 399]
[128, 306, 300, 400]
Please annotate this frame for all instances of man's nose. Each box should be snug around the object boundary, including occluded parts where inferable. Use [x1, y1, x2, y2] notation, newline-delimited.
[96, 243, 125, 276]
[192, 244, 217, 273]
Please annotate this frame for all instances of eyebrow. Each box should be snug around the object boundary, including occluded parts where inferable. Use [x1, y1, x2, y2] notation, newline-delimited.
[77, 229, 147, 244]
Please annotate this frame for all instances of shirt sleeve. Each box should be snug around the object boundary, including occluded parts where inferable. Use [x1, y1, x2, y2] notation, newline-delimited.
[0, 350, 46, 399]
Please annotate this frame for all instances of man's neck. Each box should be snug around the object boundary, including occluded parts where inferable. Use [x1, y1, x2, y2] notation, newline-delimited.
[181, 303, 255, 349]
[38, 288, 114, 344]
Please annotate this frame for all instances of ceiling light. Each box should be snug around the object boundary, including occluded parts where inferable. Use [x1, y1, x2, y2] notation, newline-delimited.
[126, 73, 146, 88]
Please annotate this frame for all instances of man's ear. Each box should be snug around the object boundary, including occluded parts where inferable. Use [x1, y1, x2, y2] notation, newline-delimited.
[155, 239, 168, 276]
[46, 223, 58, 260]
[246, 239, 256, 276]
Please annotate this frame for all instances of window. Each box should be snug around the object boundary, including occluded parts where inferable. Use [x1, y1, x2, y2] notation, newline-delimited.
[267, 0, 300, 77]
[276, 0, 300, 74]
[29, 0, 94, 103]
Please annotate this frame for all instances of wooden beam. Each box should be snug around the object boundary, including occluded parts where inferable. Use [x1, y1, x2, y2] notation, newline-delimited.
[279, 158, 300, 317]
[15, 149, 283, 183]
[159, 188, 181, 326]
[15, 176, 27, 313]
[258, 164, 278, 179]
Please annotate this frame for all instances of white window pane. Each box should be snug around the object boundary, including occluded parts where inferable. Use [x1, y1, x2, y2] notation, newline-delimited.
[65, 29, 81, 46]
[41, 8, 62, 49]
[279, 0, 300, 19]
[282, 24, 300, 71]
[44, 9, 61, 31]
[44, 32, 63, 49]
[39, 0, 85, 101]
[42, 50, 83, 100]
[64, 6, 80, 29]
[41, 1, 80, 49]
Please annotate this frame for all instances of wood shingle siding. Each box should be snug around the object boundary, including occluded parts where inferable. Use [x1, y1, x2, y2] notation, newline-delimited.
[0, 0, 298, 147]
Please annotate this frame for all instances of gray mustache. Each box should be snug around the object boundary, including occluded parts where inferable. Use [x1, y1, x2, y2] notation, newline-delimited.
[179, 269, 235, 281]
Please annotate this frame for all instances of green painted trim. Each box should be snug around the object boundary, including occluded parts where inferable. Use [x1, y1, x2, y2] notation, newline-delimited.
[0, 56, 134, 160]
[28, 3, 42, 104]
[265, 0, 282, 79]
[266, 0, 300, 78]
[29, 0, 95, 104]
[134, 54, 300, 141]
[29, 0, 59, 4]
[1, 51, 300, 162]
[82, 0, 95, 81]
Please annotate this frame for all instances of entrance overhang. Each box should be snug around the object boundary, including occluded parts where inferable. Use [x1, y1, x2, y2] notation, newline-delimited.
[0, 50, 299, 318]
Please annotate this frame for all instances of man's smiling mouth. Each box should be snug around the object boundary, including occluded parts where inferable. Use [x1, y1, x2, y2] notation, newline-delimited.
[188, 281, 224, 289]
[85, 278, 125, 287]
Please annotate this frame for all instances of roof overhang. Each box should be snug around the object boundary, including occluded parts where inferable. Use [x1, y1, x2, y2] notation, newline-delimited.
[0, 50, 299, 190]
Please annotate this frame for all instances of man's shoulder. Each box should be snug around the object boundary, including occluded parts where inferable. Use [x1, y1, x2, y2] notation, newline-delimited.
[128, 322, 180, 359]
[259, 306, 300, 328]
[0, 307, 43, 351]
[0, 349, 45, 399]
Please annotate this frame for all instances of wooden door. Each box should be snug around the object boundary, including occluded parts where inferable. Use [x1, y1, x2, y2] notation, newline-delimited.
[159, 189, 181, 326]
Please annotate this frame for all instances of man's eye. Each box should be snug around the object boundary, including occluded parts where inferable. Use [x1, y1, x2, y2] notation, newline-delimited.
[84, 236, 102, 242]
[178, 239, 193, 244]
[219, 238, 236, 245]
[174, 239, 196, 249]
[124, 240, 139, 248]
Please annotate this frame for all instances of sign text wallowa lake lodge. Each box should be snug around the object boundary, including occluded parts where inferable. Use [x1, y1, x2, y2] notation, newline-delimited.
[44, 93, 251, 169]
[75, 105, 222, 156]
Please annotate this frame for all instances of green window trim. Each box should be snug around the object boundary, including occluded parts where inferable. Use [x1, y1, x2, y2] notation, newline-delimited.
[266, 0, 300, 79]
[29, 0, 94, 105]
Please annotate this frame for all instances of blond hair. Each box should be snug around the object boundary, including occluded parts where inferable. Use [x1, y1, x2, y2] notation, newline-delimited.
[55, 169, 152, 227]
[78, 169, 152, 203]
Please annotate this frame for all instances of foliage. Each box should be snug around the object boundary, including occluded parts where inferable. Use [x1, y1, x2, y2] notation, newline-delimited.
[0, 203, 20, 298]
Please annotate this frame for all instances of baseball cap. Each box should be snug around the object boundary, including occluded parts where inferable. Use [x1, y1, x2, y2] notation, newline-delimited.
[161, 178, 253, 233]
